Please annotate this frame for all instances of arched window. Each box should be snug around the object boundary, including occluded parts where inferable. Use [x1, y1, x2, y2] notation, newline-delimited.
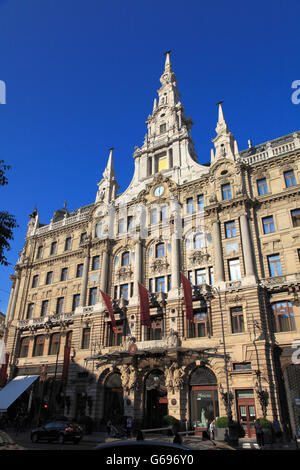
[189, 366, 219, 432]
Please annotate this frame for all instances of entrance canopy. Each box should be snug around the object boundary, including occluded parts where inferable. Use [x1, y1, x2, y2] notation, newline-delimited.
[0, 375, 39, 412]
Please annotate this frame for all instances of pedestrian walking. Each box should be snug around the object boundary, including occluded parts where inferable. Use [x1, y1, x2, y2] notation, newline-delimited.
[209, 420, 216, 440]
[126, 416, 132, 438]
[255, 419, 264, 449]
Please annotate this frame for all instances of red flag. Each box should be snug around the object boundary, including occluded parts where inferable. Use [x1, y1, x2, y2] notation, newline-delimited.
[138, 282, 151, 328]
[181, 273, 193, 323]
[100, 290, 117, 331]
[62, 345, 71, 385]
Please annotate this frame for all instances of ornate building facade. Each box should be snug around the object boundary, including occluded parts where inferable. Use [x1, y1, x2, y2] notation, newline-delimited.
[2, 53, 300, 437]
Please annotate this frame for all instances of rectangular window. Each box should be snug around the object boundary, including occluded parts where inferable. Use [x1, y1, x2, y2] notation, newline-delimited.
[272, 301, 295, 332]
[92, 255, 100, 270]
[36, 246, 43, 259]
[195, 268, 206, 285]
[158, 156, 167, 171]
[121, 251, 130, 266]
[150, 208, 158, 224]
[118, 218, 125, 233]
[46, 271, 53, 285]
[147, 317, 163, 341]
[120, 284, 129, 300]
[49, 333, 60, 355]
[231, 307, 244, 334]
[194, 233, 205, 249]
[149, 278, 154, 293]
[80, 232, 87, 244]
[190, 310, 209, 338]
[225, 220, 237, 238]
[72, 294, 80, 311]
[50, 241, 57, 255]
[65, 237, 71, 251]
[268, 254, 282, 277]
[26, 303, 34, 319]
[233, 362, 251, 371]
[222, 183, 232, 200]
[186, 197, 194, 214]
[41, 300, 49, 317]
[108, 324, 124, 347]
[156, 276, 165, 293]
[89, 287, 97, 305]
[19, 337, 30, 358]
[156, 243, 165, 258]
[167, 274, 172, 291]
[32, 275, 39, 288]
[76, 264, 83, 278]
[197, 194, 205, 210]
[291, 209, 300, 227]
[188, 270, 193, 284]
[56, 297, 64, 314]
[209, 267, 214, 285]
[160, 123, 166, 134]
[228, 258, 241, 280]
[33, 335, 45, 357]
[161, 205, 167, 221]
[127, 215, 134, 230]
[60, 267, 68, 282]
[257, 178, 268, 195]
[262, 216, 275, 234]
[81, 328, 91, 349]
[284, 170, 296, 188]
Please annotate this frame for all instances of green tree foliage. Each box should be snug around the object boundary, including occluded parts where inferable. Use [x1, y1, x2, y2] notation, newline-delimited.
[0, 160, 18, 266]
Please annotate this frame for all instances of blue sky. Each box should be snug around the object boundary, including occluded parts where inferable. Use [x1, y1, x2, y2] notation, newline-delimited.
[0, 0, 300, 312]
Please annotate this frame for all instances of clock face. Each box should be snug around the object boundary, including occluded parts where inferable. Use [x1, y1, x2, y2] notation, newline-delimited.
[154, 185, 164, 197]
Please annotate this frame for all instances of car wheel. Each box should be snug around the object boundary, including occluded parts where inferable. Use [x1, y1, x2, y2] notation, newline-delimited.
[31, 433, 39, 443]
[58, 434, 65, 444]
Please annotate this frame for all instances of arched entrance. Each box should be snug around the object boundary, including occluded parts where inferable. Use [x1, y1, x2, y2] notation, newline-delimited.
[189, 366, 219, 432]
[144, 370, 167, 427]
[104, 372, 124, 424]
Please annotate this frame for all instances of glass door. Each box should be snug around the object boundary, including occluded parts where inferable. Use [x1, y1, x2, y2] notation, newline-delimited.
[236, 390, 256, 437]
[190, 386, 219, 432]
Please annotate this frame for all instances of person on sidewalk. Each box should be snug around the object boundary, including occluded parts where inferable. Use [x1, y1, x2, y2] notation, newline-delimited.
[255, 419, 264, 449]
[209, 420, 216, 446]
[126, 416, 133, 438]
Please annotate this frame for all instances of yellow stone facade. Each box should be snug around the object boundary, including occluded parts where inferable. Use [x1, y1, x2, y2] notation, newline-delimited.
[2, 53, 300, 438]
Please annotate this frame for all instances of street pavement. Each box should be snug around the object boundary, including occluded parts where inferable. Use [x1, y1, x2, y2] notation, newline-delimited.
[1, 428, 299, 451]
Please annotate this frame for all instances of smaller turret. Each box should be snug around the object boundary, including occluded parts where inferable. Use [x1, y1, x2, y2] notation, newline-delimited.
[95, 148, 119, 204]
[211, 102, 239, 163]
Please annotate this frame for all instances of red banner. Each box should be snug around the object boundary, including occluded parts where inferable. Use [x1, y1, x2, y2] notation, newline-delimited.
[181, 273, 193, 323]
[0, 353, 9, 388]
[138, 282, 151, 328]
[62, 346, 71, 384]
[100, 290, 117, 331]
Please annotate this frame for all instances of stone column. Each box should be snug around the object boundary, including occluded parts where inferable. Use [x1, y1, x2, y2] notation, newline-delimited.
[7, 272, 21, 322]
[5, 275, 16, 323]
[212, 220, 225, 282]
[80, 250, 90, 307]
[240, 213, 255, 277]
[133, 239, 142, 297]
[171, 233, 180, 290]
[100, 249, 110, 293]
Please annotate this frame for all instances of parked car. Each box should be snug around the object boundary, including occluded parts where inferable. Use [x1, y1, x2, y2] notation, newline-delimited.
[31, 420, 83, 444]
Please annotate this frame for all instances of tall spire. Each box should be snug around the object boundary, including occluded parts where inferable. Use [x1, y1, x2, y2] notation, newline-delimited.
[95, 148, 119, 203]
[211, 101, 239, 163]
[164, 50, 172, 73]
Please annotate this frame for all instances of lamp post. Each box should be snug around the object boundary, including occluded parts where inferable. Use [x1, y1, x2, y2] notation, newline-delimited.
[210, 285, 233, 423]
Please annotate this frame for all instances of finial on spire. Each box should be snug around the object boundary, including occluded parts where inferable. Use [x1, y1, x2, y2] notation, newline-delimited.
[164, 50, 172, 72]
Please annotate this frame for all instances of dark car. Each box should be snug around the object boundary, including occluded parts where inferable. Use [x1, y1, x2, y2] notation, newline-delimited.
[31, 420, 83, 444]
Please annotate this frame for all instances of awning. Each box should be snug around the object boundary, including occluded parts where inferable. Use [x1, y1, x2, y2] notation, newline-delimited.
[0, 375, 39, 412]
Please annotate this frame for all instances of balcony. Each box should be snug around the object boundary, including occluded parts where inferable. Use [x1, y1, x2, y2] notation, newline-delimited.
[17, 312, 74, 330]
